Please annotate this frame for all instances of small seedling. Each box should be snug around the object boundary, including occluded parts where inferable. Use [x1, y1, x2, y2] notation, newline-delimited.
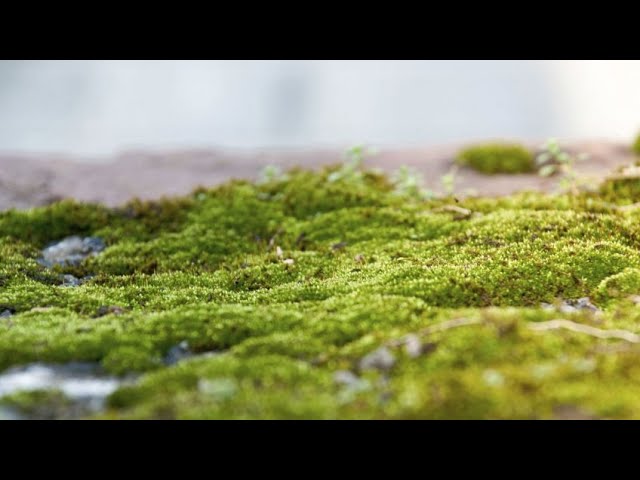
[392, 166, 433, 200]
[536, 138, 589, 194]
[441, 165, 459, 197]
[327, 145, 377, 183]
[258, 165, 288, 185]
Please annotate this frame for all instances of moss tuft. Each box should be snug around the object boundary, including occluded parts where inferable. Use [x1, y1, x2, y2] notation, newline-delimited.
[456, 143, 535, 174]
[599, 165, 640, 204]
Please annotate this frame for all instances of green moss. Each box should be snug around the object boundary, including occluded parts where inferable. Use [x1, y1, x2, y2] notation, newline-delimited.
[599, 165, 640, 204]
[594, 268, 640, 305]
[4, 165, 640, 418]
[0, 389, 74, 419]
[633, 133, 640, 156]
[456, 143, 535, 174]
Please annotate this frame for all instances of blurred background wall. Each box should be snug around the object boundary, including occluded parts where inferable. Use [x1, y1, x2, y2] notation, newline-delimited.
[0, 60, 638, 159]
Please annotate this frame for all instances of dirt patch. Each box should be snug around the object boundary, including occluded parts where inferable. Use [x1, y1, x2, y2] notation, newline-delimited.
[0, 140, 635, 211]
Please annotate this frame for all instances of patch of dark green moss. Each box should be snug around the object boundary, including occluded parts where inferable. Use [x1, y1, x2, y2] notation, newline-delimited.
[456, 143, 535, 174]
[3, 164, 640, 418]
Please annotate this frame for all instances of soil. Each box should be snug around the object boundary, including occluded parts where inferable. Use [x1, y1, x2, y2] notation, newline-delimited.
[0, 140, 635, 211]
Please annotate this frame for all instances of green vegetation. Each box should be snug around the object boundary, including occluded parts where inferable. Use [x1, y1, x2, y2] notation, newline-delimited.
[4, 157, 640, 419]
[536, 138, 591, 194]
[0, 389, 74, 419]
[634, 133, 640, 156]
[456, 143, 535, 174]
[599, 165, 640, 204]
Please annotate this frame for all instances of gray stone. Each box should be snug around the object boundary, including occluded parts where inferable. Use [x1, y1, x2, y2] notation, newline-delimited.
[559, 303, 578, 313]
[39, 236, 105, 267]
[544, 298, 601, 313]
[359, 347, 396, 372]
[333, 370, 360, 387]
[0, 309, 12, 318]
[61, 274, 81, 287]
[164, 341, 192, 365]
[574, 297, 600, 312]
[560, 297, 601, 313]
[403, 334, 423, 358]
[0, 362, 128, 418]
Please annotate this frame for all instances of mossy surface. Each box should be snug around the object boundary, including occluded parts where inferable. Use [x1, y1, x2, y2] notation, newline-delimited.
[599, 165, 640, 204]
[456, 144, 535, 174]
[4, 164, 640, 418]
[634, 134, 640, 156]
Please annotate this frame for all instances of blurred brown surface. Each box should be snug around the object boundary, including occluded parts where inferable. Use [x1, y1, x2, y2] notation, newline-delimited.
[0, 141, 635, 211]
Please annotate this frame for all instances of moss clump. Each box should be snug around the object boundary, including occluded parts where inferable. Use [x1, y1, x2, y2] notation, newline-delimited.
[594, 268, 640, 305]
[4, 162, 640, 419]
[633, 133, 640, 156]
[0, 389, 75, 419]
[599, 165, 640, 204]
[456, 143, 535, 174]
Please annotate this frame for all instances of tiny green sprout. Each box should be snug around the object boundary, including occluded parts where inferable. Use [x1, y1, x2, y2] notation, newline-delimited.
[536, 138, 589, 194]
[328, 144, 377, 183]
[392, 166, 425, 199]
[258, 165, 287, 185]
[441, 165, 459, 197]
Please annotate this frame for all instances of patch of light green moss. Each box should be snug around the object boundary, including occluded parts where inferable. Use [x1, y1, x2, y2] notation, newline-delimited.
[2, 163, 640, 418]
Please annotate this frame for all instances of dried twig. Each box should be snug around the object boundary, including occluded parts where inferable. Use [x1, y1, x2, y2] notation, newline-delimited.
[387, 317, 481, 347]
[528, 319, 640, 343]
[613, 202, 640, 212]
[432, 205, 473, 220]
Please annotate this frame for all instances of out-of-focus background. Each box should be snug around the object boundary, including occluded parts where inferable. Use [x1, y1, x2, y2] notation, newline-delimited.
[1, 60, 639, 158]
[1, 60, 639, 210]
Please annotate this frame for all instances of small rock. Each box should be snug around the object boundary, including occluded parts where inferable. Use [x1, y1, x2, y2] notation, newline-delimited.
[39, 236, 105, 268]
[574, 297, 600, 312]
[354, 254, 365, 263]
[283, 258, 295, 266]
[559, 303, 578, 313]
[275, 246, 283, 258]
[0, 309, 13, 319]
[629, 295, 640, 305]
[359, 347, 395, 372]
[164, 341, 192, 365]
[403, 334, 423, 358]
[0, 362, 124, 418]
[545, 298, 601, 313]
[61, 274, 81, 287]
[95, 305, 126, 318]
[334, 370, 371, 401]
[559, 297, 601, 313]
[333, 370, 360, 387]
